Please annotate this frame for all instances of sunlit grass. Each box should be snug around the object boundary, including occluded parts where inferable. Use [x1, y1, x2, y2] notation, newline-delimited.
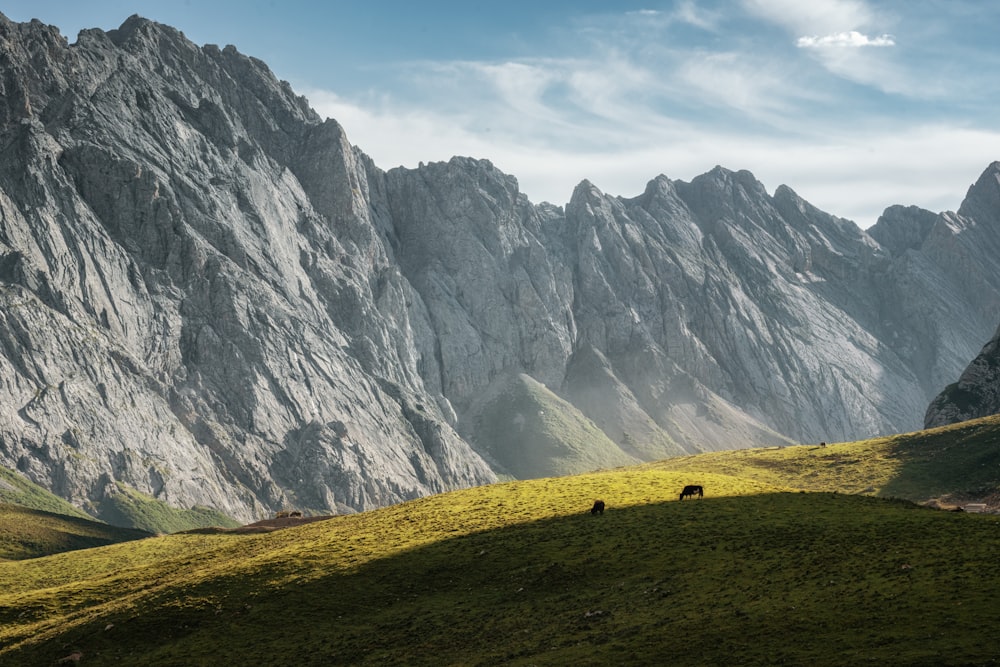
[648, 414, 1000, 503]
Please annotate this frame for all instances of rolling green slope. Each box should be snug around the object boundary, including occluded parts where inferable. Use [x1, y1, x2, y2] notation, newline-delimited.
[468, 372, 641, 478]
[1, 465, 240, 534]
[89, 482, 241, 534]
[649, 414, 1000, 505]
[1, 416, 999, 665]
[0, 466, 92, 519]
[0, 504, 152, 561]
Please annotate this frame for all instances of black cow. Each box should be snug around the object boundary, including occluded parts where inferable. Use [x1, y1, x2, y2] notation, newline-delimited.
[591, 499, 606, 515]
[679, 485, 704, 500]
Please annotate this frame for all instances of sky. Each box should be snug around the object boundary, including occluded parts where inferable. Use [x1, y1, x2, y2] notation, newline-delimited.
[4, 1, 1000, 228]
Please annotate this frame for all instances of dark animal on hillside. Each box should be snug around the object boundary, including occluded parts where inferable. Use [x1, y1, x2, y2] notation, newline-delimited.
[289, 510, 303, 518]
[679, 485, 704, 500]
[591, 500, 605, 515]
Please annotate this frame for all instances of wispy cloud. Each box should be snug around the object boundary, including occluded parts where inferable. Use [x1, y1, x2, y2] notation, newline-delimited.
[675, 51, 811, 119]
[797, 30, 895, 48]
[622, 2, 720, 31]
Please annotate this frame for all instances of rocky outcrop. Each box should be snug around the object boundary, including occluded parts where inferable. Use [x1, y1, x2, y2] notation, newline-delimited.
[1, 14, 999, 522]
[925, 323, 1000, 427]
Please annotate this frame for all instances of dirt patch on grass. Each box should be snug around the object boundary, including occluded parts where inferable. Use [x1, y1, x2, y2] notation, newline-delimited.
[925, 491, 1000, 513]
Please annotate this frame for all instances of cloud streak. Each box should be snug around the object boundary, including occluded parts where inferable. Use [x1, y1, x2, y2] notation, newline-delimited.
[797, 31, 895, 48]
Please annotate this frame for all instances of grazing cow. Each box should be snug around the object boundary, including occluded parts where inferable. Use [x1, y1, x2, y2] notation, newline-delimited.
[591, 500, 606, 515]
[289, 510, 303, 518]
[679, 485, 704, 500]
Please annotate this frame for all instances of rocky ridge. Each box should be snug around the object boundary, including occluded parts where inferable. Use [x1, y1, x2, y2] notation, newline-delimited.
[1, 14, 998, 522]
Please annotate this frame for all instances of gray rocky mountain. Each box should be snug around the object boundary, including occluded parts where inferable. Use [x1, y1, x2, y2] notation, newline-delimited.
[1, 14, 998, 523]
[925, 322, 1000, 428]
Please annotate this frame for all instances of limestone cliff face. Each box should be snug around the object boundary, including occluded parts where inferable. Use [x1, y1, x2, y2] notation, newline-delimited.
[1, 14, 998, 522]
[0, 15, 495, 521]
[394, 161, 999, 452]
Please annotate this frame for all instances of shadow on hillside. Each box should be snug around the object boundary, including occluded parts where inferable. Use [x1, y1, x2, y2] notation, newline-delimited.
[878, 416, 1000, 505]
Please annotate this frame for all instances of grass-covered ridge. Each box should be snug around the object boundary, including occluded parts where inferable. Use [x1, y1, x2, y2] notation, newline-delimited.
[89, 481, 241, 534]
[1, 416, 999, 665]
[1, 465, 240, 535]
[649, 414, 1000, 505]
[469, 372, 642, 477]
[0, 504, 152, 561]
[0, 465, 92, 519]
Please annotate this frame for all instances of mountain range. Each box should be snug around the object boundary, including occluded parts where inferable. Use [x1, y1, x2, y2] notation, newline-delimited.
[1, 14, 998, 523]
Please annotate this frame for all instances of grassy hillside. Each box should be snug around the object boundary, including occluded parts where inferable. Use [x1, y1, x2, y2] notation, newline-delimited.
[469, 372, 641, 477]
[1, 465, 240, 535]
[89, 482, 241, 534]
[0, 504, 151, 561]
[0, 466, 92, 519]
[1, 416, 999, 665]
[649, 414, 1000, 505]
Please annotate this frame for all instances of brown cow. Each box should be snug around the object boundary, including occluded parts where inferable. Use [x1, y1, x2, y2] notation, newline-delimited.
[591, 500, 606, 515]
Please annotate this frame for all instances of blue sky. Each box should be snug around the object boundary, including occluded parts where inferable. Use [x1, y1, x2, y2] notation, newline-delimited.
[4, 1, 1000, 227]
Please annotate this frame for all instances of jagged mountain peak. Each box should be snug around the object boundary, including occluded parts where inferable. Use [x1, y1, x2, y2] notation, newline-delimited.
[630, 174, 683, 214]
[107, 14, 179, 44]
[688, 165, 769, 196]
[671, 166, 774, 233]
[570, 178, 603, 200]
[402, 156, 523, 197]
[868, 205, 939, 256]
[958, 160, 1000, 223]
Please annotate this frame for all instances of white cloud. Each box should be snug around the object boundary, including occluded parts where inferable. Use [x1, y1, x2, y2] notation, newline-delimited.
[740, 0, 905, 93]
[741, 0, 879, 35]
[797, 31, 895, 48]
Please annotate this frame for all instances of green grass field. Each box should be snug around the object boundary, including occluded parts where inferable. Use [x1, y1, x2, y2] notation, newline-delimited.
[1, 415, 999, 665]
